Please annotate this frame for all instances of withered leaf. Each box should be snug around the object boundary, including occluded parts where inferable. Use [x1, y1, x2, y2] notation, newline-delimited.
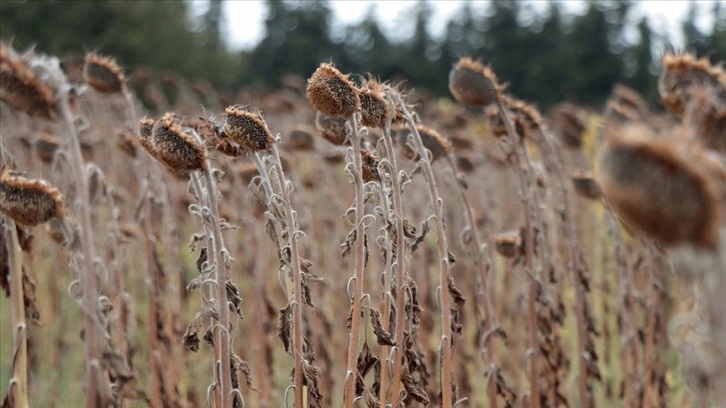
[0, 238, 8, 297]
[15, 225, 33, 252]
[182, 318, 203, 352]
[203, 327, 214, 347]
[277, 304, 293, 354]
[195, 246, 207, 273]
[302, 360, 325, 408]
[341, 228, 356, 258]
[226, 280, 244, 319]
[101, 350, 134, 382]
[370, 309, 395, 346]
[22, 267, 41, 326]
[355, 342, 380, 396]
[231, 352, 258, 391]
[495, 369, 517, 407]
[402, 369, 430, 405]
[410, 219, 430, 253]
[447, 275, 466, 307]
[301, 272, 315, 307]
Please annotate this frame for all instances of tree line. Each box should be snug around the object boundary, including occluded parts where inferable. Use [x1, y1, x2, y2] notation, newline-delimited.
[1, 0, 725, 110]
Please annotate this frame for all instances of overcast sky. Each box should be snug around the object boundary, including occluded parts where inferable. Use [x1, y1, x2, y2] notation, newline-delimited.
[212, 0, 722, 51]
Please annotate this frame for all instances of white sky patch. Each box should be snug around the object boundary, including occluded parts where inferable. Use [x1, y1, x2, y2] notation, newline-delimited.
[221, 0, 722, 51]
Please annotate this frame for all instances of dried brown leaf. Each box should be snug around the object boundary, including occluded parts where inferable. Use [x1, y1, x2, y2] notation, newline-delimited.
[370, 309, 395, 346]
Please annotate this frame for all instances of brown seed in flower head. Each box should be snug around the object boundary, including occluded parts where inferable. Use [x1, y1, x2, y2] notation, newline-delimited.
[35, 132, 61, 164]
[659, 52, 726, 117]
[449, 57, 505, 108]
[0, 170, 63, 226]
[358, 78, 390, 128]
[315, 111, 348, 146]
[148, 113, 207, 174]
[224, 105, 276, 153]
[83, 52, 126, 94]
[306, 63, 360, 118]
[0, 43, 57, 119]
[597, 124, 723, 248]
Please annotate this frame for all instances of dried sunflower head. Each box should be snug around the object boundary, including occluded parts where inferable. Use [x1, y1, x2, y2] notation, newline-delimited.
[224, 105, 276, 153]
[0, 170, 63, 226]
[449, 57, 505, 108]
[306, 63, 360, 118]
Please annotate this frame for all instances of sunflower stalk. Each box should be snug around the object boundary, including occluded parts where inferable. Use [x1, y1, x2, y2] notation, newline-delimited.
[391, 90, 454, 408]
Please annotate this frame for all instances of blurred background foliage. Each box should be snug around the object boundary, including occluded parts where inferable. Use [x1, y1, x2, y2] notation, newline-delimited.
[1, 0, 725, 110]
